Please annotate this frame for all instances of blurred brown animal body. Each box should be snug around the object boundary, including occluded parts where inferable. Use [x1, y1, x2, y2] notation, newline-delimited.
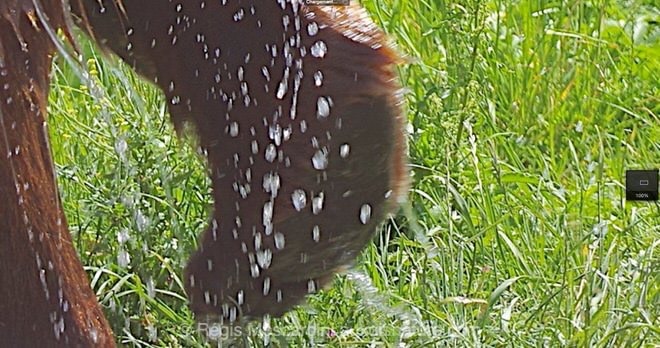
[0, 0, 406, 345]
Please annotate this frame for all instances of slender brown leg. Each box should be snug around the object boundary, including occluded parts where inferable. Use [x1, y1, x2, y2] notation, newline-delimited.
[0, 2, 114, 346]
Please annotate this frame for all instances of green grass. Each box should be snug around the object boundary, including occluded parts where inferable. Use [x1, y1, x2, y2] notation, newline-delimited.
[48, 0, 658, 346]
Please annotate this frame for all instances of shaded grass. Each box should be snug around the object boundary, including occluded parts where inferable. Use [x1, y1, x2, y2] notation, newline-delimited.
[47, 0, 658, 346]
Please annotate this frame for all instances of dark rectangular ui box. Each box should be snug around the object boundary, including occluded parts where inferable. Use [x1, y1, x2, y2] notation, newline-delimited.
[626, 170, 659, 201]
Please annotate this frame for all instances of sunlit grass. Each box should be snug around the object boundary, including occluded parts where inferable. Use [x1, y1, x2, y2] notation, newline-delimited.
[48, 0, 658, 346]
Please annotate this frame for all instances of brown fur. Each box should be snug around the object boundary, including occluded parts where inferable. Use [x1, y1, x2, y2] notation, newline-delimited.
[1, 0, 407, 343]
[0, 1, 114, 346]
